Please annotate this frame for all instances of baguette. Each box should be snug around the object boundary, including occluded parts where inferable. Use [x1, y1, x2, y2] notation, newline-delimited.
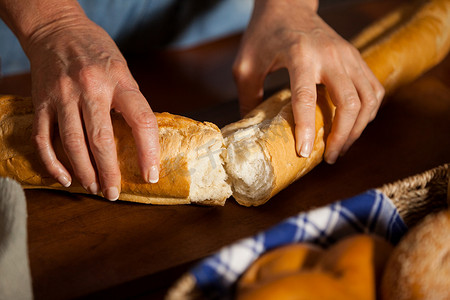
[0, 95, 231, 205]
[222, 0, 450, 206]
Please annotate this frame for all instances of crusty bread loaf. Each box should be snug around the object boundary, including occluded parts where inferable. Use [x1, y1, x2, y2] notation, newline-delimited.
[236, 235, 393, 300]
[381, 209, 450, 300]
[221, 88, 333, 206]
[0, 95, 231, 205]
[222, 0, 450, 206]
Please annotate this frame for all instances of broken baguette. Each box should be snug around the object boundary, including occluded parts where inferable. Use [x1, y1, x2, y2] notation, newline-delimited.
[0, 95, 231, 205]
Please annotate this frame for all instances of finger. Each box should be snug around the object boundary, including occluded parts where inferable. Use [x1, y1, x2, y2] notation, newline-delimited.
[233, 56, 266, 117]
[32, 106, 72, 187]
[359, 59, 385, 117]
[58, 102, 98, 195]
[340, 70, 379, 155]
[114, 90, 160, 184]
[288, 63, 318, 158]
[322, 70, 361, 164]
[82, 97, 121, 201]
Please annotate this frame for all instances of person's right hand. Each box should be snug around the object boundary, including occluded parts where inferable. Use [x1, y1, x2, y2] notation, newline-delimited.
[24, 15, 160, 200]
[233, 0, 384, 164]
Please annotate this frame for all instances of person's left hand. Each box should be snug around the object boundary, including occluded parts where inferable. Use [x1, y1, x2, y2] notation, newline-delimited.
[25, 16, 160, 200]
[233, 0, 384, 164]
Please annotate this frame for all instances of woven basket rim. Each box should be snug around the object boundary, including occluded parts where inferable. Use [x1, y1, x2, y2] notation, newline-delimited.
[377, 163, 449, 198]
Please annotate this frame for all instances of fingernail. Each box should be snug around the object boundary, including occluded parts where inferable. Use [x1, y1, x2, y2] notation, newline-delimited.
[104, 187, 119, 201]
[325, 151, 339, 164]
[57, 175, 71, 187]
[149, 165, 159, 183]
[88, 182, 99, 195]
[300, 141, 313, 158]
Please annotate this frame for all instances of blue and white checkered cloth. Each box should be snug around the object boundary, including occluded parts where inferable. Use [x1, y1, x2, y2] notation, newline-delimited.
[189, 189, 407, 298]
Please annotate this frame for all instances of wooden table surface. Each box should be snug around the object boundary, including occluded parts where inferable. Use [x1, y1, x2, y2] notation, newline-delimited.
[1, 0, 450, 299]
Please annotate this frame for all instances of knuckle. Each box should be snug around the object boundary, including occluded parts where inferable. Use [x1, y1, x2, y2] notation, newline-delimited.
[377, 85, 386, 99]
[348, 44, 360, 57]
[76, 65, 105, 92]
[90, 127, 115, 153]
[33, 133, 51, 151]
[46, 159, 61, 173]
[288, 41, 304, 56]
[322, 40, 340, 58]
[110, 57, 128, 70]
[57, 74, 73, 92]
[352, 65, 366, 79]
[364, 93, 379, 110]
[292, 87, 315, 107]
[120, 77, 139, 90]
[232, 63, 246, 82]
[78, 64, 101, 82]
[342, 93, 361, 113]
[61, 131, 85, 153]
[279, 28, 308, 47]
[232, 60, 255, 84]
[133, 111, 158, 130]
[287, 43, 311, 64]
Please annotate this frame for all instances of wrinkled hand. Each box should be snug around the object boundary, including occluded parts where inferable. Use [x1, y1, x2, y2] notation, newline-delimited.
[233, 0, 384, 164]
[26, 17, 160, 200]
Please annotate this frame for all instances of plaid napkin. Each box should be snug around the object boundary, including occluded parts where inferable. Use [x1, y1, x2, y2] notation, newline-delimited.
[190, 189, 407, 298]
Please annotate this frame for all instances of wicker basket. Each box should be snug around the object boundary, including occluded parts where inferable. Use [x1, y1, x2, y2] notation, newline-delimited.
[167, 163, 450, 300]
[377, 163, 449, 228]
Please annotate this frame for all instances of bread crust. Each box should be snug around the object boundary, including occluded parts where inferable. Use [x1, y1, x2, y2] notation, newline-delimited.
[0, 95, 229, 205]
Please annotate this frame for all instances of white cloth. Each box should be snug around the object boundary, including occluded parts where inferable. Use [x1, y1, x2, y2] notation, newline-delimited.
[0, 177, 33, 300]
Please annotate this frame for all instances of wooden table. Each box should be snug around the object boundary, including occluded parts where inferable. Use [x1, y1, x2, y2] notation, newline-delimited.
[1, 0, 449, 299]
